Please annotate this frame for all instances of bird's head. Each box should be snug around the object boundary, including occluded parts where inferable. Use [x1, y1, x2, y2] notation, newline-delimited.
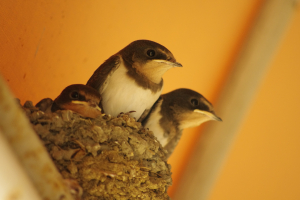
[162, 88, 222, 130]
[52, 84, 102, 118]
[120, 40, 182, 84]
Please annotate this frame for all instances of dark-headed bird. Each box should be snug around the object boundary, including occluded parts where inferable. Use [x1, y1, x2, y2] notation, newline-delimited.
[142, 88, 222, 158]
[86, 40, 182, 121]
[51, 84, 102, 118]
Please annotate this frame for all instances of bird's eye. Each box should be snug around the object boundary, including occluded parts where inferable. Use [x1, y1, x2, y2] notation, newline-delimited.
[191, 99, 199, 106]
[70, 91, 79, 99]
[146, 49, 156, 57]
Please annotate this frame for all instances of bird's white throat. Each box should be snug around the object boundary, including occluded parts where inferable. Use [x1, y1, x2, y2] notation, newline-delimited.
[133, 60, 174, 84]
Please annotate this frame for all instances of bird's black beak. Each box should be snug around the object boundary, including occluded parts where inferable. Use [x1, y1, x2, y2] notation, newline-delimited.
[214, 115, 222, 122]
[194, 109, 222, 122]
[88, 100, 102, 112]
[152, 59, 183, 68]
[173, 62, 182, 67]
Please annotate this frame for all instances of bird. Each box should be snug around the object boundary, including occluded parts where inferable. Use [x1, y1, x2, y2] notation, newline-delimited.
[142, 88, 222, 158]
[35, 98, 53, 113]
[51, 84, 102, 118]
[86, 40, 182, 121]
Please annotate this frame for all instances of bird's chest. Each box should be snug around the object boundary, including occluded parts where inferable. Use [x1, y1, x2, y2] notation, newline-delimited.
[101, 65, 162, 119]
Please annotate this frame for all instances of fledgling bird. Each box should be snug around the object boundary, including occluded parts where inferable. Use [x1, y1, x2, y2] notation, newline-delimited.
[142, 88, 222, 158]
[51, 84, 102, 118]
[86, 40, 182, 121]
[35, 98, 53, 113]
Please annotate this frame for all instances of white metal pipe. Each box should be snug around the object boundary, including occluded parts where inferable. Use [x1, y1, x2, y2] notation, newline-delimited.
[0, 130, 41, 200]
[0, 75, 73, 200]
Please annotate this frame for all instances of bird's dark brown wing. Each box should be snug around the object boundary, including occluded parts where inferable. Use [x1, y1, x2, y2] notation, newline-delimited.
[138, 109, 151, 122]
[140, 97, 163, 124]
[86, 55, 121, 94]
[163, 130, 183, 159]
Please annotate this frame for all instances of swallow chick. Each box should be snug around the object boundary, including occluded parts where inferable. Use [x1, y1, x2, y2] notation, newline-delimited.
[51, 84, 102, 118]
[35, 98, 54, 113]
[86, 40, 182, 121]
[142, 88, 222, 158]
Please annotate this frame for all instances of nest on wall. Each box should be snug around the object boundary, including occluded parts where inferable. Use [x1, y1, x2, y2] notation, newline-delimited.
[22, 101, 172, 200]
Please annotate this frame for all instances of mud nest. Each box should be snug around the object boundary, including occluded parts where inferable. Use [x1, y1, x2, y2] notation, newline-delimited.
[22, 101, 172, 200]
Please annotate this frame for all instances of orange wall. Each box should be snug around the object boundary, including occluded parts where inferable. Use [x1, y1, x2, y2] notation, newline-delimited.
[5, 1, 300, 199]
[209, 9, 300, 200]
